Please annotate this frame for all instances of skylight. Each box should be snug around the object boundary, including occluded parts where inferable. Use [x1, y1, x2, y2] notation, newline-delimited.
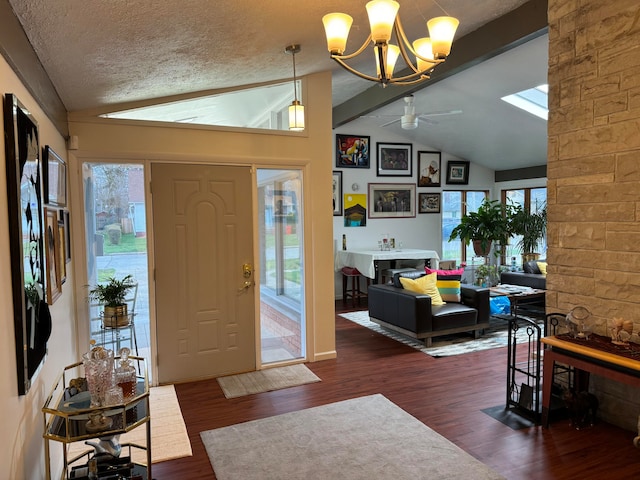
[501, 84, 548, 120]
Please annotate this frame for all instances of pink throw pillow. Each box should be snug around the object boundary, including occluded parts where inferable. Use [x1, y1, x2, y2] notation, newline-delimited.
[425, 267, 465, 276]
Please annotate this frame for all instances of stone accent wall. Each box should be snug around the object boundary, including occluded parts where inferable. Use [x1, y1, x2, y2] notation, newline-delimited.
[547, 0, 640, 431]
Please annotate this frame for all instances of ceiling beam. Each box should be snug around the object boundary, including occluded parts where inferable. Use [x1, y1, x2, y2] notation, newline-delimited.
[331, 0, 548, 128]
[0, 0, 68, 137]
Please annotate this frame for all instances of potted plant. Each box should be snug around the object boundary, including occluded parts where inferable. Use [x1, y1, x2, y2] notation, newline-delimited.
[510, 204, 547, 262]
[88, 274, 136, 327]
[475, 263, 508, 287]
[448, 199, 515, 256]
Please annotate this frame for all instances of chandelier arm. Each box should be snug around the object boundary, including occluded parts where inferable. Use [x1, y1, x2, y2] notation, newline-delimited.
[330, 57, 383, 83]
[394, 16, 440, 69]
[331, 34, 374, 61]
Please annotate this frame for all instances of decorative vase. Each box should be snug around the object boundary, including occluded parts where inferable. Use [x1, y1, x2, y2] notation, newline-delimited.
[472, 239, 492, 256]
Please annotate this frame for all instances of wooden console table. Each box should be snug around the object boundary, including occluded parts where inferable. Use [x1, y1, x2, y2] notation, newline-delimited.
[541, 334, 640, 428]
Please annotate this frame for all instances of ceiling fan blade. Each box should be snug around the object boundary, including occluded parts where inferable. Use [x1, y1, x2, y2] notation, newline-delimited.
[360, 114, 399, 119]
[418, 117, 438, 126]
[379, 118, 401, 127]
[418, 109, 463, 118]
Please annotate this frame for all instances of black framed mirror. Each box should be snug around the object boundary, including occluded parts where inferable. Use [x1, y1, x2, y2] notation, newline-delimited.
[3, 93, 51, 395]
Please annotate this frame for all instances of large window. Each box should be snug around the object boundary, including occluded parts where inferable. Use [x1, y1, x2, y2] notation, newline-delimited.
[442, 190, 489, 265]
[502, 187, 547, 264]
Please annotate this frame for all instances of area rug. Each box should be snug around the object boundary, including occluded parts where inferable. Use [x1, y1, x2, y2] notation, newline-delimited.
[200, 393, 505, 480]
[68, 385, 192, 464]
[340, 310, 544, 357]
[217, 364, 320, 399]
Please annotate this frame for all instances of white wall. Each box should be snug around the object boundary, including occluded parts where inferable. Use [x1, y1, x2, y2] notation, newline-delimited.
[0, 55, 78, 479]
[332, 124, 495, 297]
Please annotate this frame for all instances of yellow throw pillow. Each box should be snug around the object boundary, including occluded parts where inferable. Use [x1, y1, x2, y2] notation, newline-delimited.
[537, 261, 548, 275]
[399, 273, 445, 305]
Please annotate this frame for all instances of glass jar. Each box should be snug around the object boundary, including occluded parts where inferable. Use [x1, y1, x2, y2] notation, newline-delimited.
[115, 347, 137, 399]
[82, 345, 115, 407]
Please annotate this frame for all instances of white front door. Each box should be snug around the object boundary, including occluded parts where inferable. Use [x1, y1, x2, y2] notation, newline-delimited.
[152, 163, 255, 384]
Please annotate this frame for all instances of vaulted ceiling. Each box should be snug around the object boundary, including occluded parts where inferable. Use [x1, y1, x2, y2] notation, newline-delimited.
[2, 0, 548, 171]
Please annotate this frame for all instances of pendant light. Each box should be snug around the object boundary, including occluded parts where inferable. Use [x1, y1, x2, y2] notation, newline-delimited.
[285, 44, 305, 131]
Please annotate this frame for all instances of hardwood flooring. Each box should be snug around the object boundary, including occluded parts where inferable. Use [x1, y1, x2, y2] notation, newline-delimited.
[152, 302, 640, 479]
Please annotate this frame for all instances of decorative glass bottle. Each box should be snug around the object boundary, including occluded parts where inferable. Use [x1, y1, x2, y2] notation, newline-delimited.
[115, 347, 137, 399]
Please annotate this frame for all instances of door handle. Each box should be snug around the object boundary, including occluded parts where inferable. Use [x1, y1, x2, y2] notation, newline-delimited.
[238, 281, 253, 292]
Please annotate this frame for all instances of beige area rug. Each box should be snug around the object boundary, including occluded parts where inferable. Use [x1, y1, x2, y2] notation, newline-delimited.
[69, 385, 192, 465]
[217, 364, 320, 399]
[200, 394, 505, 480]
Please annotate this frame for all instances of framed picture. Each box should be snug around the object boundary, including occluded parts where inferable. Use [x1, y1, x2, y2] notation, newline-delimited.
[368, 183, 416, 218]
[57, 216, 67, 284]
[446, 160, 470, 185]
[417, 151, 441, 187]
[336, 134, 370, 168]
[45, 207, 62, 304]
[43, 145, 67, 207]
[63, 210, 71, 263]
[376, 142, 412, 177]
[3, 93, 49, 394]
[419, 193, 441, 214]
[344, 193, 367, 227]
[332, 171, 343, 216]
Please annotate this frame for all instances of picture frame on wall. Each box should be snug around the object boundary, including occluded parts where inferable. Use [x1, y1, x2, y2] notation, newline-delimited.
[376, 142, 412, 177]
[332, 171, 343, 216]
[419, 193, 441, 214]
[57, 215, 67, 284]
[43, 145, 67, 207]
[417, 151, 441, 187]
[446, 160, 470, 185]
[368, 183, 416, 218]
[336, 134, 370, 168]
[45, 207, 62, 304]
[3, 93, 49, 395]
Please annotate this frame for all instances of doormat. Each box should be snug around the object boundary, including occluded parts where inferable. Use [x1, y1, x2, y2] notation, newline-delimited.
[217, 364, 320, 399]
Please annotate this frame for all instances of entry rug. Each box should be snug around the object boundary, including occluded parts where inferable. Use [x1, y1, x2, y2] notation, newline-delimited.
[68, 385, 192, 464]
[201, 394, 504, 480]
[217, 364, 320, 399]
[340, 310, 544, 357]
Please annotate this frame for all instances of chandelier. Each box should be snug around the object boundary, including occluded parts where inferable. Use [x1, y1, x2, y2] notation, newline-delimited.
[322, 0, 459, 86]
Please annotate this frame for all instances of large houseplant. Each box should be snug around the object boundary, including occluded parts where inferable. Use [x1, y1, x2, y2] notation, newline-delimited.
[510, 204, 547, 262]
[448, 199, 515, 256]
[89, 274, 136, 327]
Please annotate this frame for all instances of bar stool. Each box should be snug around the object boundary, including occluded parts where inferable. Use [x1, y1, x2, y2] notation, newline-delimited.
[341, 267, 370, 306]
[381, 267, 418, 285]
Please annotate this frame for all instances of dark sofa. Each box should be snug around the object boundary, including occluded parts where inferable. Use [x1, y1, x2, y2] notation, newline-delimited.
[367, 270, 490, 347]
[500, 260, 546, 290]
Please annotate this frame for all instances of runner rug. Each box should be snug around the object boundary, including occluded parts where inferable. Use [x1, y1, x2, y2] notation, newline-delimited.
[200, 394, 505, 480]
[340, 310, 544, 357]
[68, 384, 192, 464]
[217, 364, 320, 399]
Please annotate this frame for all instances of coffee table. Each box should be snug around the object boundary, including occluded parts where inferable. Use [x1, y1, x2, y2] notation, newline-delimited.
[490, 286, 546, 318]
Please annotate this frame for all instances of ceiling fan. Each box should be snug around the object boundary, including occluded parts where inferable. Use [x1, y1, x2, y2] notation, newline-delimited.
[362, 95, 462, 130]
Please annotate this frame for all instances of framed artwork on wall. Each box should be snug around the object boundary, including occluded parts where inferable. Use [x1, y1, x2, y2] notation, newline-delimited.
[45, 207, 62, 304]
[332, 171, 343, 216]
[376, 142, 412, 177]
[336, 134, 370, 168]
[446, 160, 470, 185]
[43, 145, 67, 206]
[57, 215, 67, 284]
[419, 193, 441, 214]
[3, 93, 51, 394]
[344, 193, 367, 227]
[368, 183, 416, 218]
[417, 151, 441, 187]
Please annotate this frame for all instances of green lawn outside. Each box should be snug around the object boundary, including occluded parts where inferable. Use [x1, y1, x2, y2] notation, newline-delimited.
[103, 233, 147, 254]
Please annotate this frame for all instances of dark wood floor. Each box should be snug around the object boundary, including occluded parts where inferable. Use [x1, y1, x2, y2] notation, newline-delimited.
[152, 302, 640, 479]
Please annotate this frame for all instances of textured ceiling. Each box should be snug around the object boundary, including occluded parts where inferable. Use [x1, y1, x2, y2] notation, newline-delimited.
[7, 0, 547, 171]
[9, 0, 531, 112]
